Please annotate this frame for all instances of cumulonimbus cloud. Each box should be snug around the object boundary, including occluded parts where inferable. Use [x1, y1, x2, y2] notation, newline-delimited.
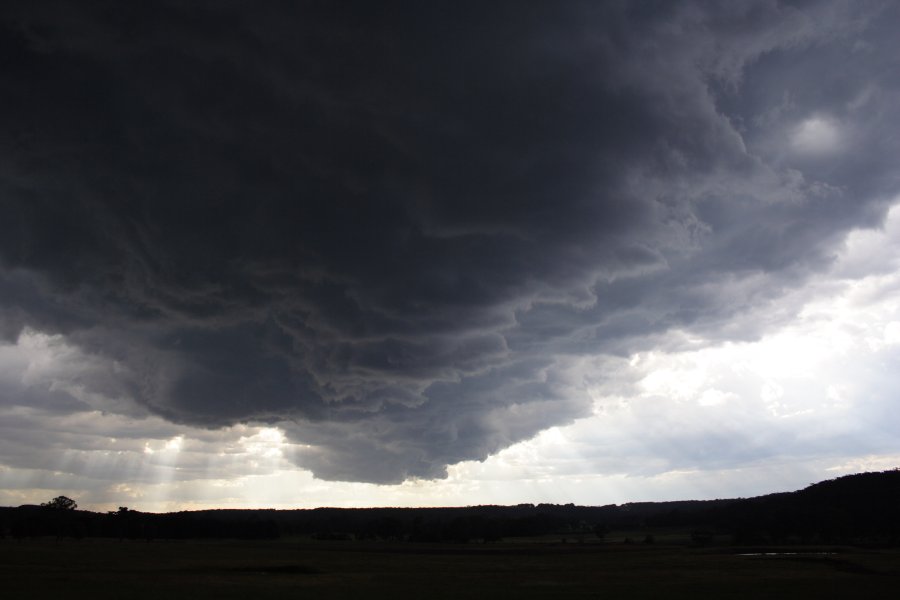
[1, 1, 898, 483]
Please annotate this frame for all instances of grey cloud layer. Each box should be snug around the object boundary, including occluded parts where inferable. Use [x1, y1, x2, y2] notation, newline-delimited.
[1, 1, 898, 482]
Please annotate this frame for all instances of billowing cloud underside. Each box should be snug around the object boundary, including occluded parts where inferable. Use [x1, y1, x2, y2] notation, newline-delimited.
[1, 1, 898, 483]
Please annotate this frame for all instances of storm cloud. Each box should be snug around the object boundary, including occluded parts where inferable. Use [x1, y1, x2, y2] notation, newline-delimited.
[1, 1, 899, 484]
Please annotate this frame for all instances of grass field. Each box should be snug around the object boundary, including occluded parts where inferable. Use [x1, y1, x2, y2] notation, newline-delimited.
[2, 537, 898, 599]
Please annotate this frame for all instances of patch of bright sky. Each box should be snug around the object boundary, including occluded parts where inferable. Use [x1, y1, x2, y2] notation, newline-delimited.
[790, 115, 842, 156]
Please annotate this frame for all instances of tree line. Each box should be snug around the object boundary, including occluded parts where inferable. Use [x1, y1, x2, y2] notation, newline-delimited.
[1, 469, 898, 545]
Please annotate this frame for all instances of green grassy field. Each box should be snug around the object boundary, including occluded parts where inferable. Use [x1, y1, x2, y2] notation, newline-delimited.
[2, 537, 898, 599]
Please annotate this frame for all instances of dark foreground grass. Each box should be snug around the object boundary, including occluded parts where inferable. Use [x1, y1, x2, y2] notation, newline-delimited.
[1, 538, 898, 599]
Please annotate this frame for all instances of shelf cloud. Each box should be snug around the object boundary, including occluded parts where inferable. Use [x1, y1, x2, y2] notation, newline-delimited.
[1, 1, 899, 490]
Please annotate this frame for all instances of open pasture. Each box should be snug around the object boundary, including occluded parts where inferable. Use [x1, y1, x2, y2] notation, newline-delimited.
[2, 537, 898, 599]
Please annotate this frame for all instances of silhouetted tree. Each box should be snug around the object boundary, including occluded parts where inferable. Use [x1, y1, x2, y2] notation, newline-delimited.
[42, 496, 77, 511]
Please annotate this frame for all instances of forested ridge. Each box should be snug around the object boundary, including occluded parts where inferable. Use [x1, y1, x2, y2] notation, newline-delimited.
[2, 470, 898, 545]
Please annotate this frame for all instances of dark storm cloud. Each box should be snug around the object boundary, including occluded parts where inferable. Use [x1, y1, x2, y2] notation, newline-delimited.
[1, 1, 898, 482]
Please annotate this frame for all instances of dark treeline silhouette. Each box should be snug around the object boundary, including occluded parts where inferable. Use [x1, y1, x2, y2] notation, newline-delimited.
[1, 470, 898, 545]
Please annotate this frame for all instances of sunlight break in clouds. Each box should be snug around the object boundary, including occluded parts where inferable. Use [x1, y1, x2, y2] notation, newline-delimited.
[791, 116, 842, 156]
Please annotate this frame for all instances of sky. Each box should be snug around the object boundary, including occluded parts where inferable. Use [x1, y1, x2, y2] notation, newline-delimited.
[1, 1, 900, 512]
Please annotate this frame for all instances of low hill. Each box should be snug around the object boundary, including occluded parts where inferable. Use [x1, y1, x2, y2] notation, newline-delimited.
[2, 469, 898, 545]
